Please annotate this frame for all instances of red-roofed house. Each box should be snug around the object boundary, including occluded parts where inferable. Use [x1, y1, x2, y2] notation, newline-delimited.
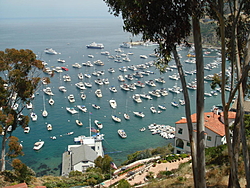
[174, 111, 236, 154]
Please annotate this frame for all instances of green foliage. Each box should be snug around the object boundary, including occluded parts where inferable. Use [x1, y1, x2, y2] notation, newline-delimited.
[116, 179, 131, 188]
[94, 154, 113, 174]
[205, 145, 228, 165]
[0, 48, 46, 171]
[244, 114, 250, 138]
[11, 159, 35, 183]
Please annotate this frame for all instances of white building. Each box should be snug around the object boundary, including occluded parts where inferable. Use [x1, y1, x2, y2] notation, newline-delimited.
[61, 134, 104, 176]
[174, 110, 236, 154]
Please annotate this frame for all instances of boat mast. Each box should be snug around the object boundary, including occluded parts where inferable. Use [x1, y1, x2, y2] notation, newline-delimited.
[89, 112, 91, 137]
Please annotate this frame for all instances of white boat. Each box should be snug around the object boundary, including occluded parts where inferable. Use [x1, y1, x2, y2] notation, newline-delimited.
[84, 73, 91, 78]
[48, 97, 54, 105]
[150, 106, 157, 113]
[86, 42, 104, 49]
[125, 74, 134, 81]
[118, 129, 127, 138]
[57, 58, 65, 63]
[30, 112, 37, 121]
[134, 81, 145, 88]
[157, 88, 169, 96]
[26, 102, 33, 109]
[76, 120, 83, 126]
[168, 85, 182, 94]
[72, 63, 82, 68]
[77, 105, 87, 112]
[117, 75, 125, 82]
[63, 74, 71, 82]
[80, 93, 87, 100]
[58, 86, 67, 92]
[43, 87, 54, 95]
[103, 78, 109, 85]
[169, 74, 179, 80]
[120, 42, 131, 48]
[44, 48, 57, 55]
[68, 94, 75, 103]
[124, 113, 130, 120]
[171, 101, 179, 107]
[66, 107, 78, 114]
[145, 80, 156, 87]
[109, 86, 117, 93]
[112, 115, 121, 122]
[132, 94, 142, 103]
[33, 140, 44, 150]
[75, 82, 86, 90]
[140, 94, 152, 100]
[84, 82, 92, 88]
[109, 99, 117, 109]
[47, 124, 52, 131]
[87, 54, 94, 58]
[179, 99, 185, 105]
[95, 79, 103, 85]
[92, 71, 100, 77]
[78, 73, 84, 79]
[24, 127, 30, 133]
[93, 60, 104, 66]
[140, 55, 148, 59]
[149, 90, 161, 97]
[108, 68, 115, 73]
[133, 111, 145, 118]
[92, 104, 100, 109]
[155, 77, 166, 83]
[94, 120, 103, 129]
[120, 84, 130, 91]
[158, 105, 167, 110]
[42, 110, 48, 117]
[95, 89, 102, 98]
[139, 127, 146, 132]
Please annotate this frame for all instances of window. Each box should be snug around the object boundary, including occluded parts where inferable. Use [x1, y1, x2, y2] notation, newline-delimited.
[187, 142, 190, 147]
[178, 128, 183, 134]
[176, 139, 184, 149]
[207, 136, 212, 141]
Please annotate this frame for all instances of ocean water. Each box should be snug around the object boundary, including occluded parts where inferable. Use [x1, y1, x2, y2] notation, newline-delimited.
[0, 17, 222, 176]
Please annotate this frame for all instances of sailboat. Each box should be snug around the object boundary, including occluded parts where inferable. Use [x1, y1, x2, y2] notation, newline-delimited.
[48, 96, 55, 105]
[42, 94, 48, 117]
[124, 99, 130, 120]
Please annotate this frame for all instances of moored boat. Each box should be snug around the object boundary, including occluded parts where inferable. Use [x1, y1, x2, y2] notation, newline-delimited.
[124, 113, 130, 120]
[118, 129, 127, 138]
[112, 115, 121, 122]
[33, 140, 44, 150]
[24, 127, 30, 133]
[47, 124, 52, 131]
[77, 105, 87, 112]
[66, 107, 78, 114]
[94, 120, 103, 129]
[92, 104, 100, 109]
[76, 120, 83, 126]
[109, 99, 117, 109]
[133, 111, 145, 118]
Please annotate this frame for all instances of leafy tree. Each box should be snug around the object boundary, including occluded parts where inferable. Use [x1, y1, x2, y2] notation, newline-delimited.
[0, 48, 45, 171]
[94, 154, 113, 174]
[207, 1, 250, 186]
[104, 0, 207, 186]
[117, 179, 131, 188]
[11, 158, 36, 183]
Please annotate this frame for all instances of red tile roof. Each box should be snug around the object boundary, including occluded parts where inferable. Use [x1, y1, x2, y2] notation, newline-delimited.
[175, 111, 236, 136]
[4, 183, 28, 188]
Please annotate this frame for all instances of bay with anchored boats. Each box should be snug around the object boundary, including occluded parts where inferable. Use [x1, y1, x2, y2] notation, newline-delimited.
[0, 17, 225, 176]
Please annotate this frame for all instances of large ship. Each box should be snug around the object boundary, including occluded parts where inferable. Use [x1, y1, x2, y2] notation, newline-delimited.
[86, 42, 104, 49]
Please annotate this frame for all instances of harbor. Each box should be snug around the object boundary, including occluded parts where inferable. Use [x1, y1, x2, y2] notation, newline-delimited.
[0, 17, 224, 176]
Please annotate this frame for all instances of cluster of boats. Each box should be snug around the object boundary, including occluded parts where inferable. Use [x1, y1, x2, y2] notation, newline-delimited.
[148, 123, 175, 139]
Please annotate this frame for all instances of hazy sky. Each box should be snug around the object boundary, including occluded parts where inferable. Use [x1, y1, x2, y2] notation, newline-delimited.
[0, 0, 114, 19]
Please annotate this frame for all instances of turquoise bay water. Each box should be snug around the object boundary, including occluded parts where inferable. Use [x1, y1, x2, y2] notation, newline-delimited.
[0, 17, 222, 176]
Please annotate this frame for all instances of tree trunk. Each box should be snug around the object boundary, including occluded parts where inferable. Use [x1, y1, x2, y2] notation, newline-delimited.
[172, 45, 198, 187]
[192, 13, 206, 188]
[217, 1, 240, 186]
[0, 133, 7, 171]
